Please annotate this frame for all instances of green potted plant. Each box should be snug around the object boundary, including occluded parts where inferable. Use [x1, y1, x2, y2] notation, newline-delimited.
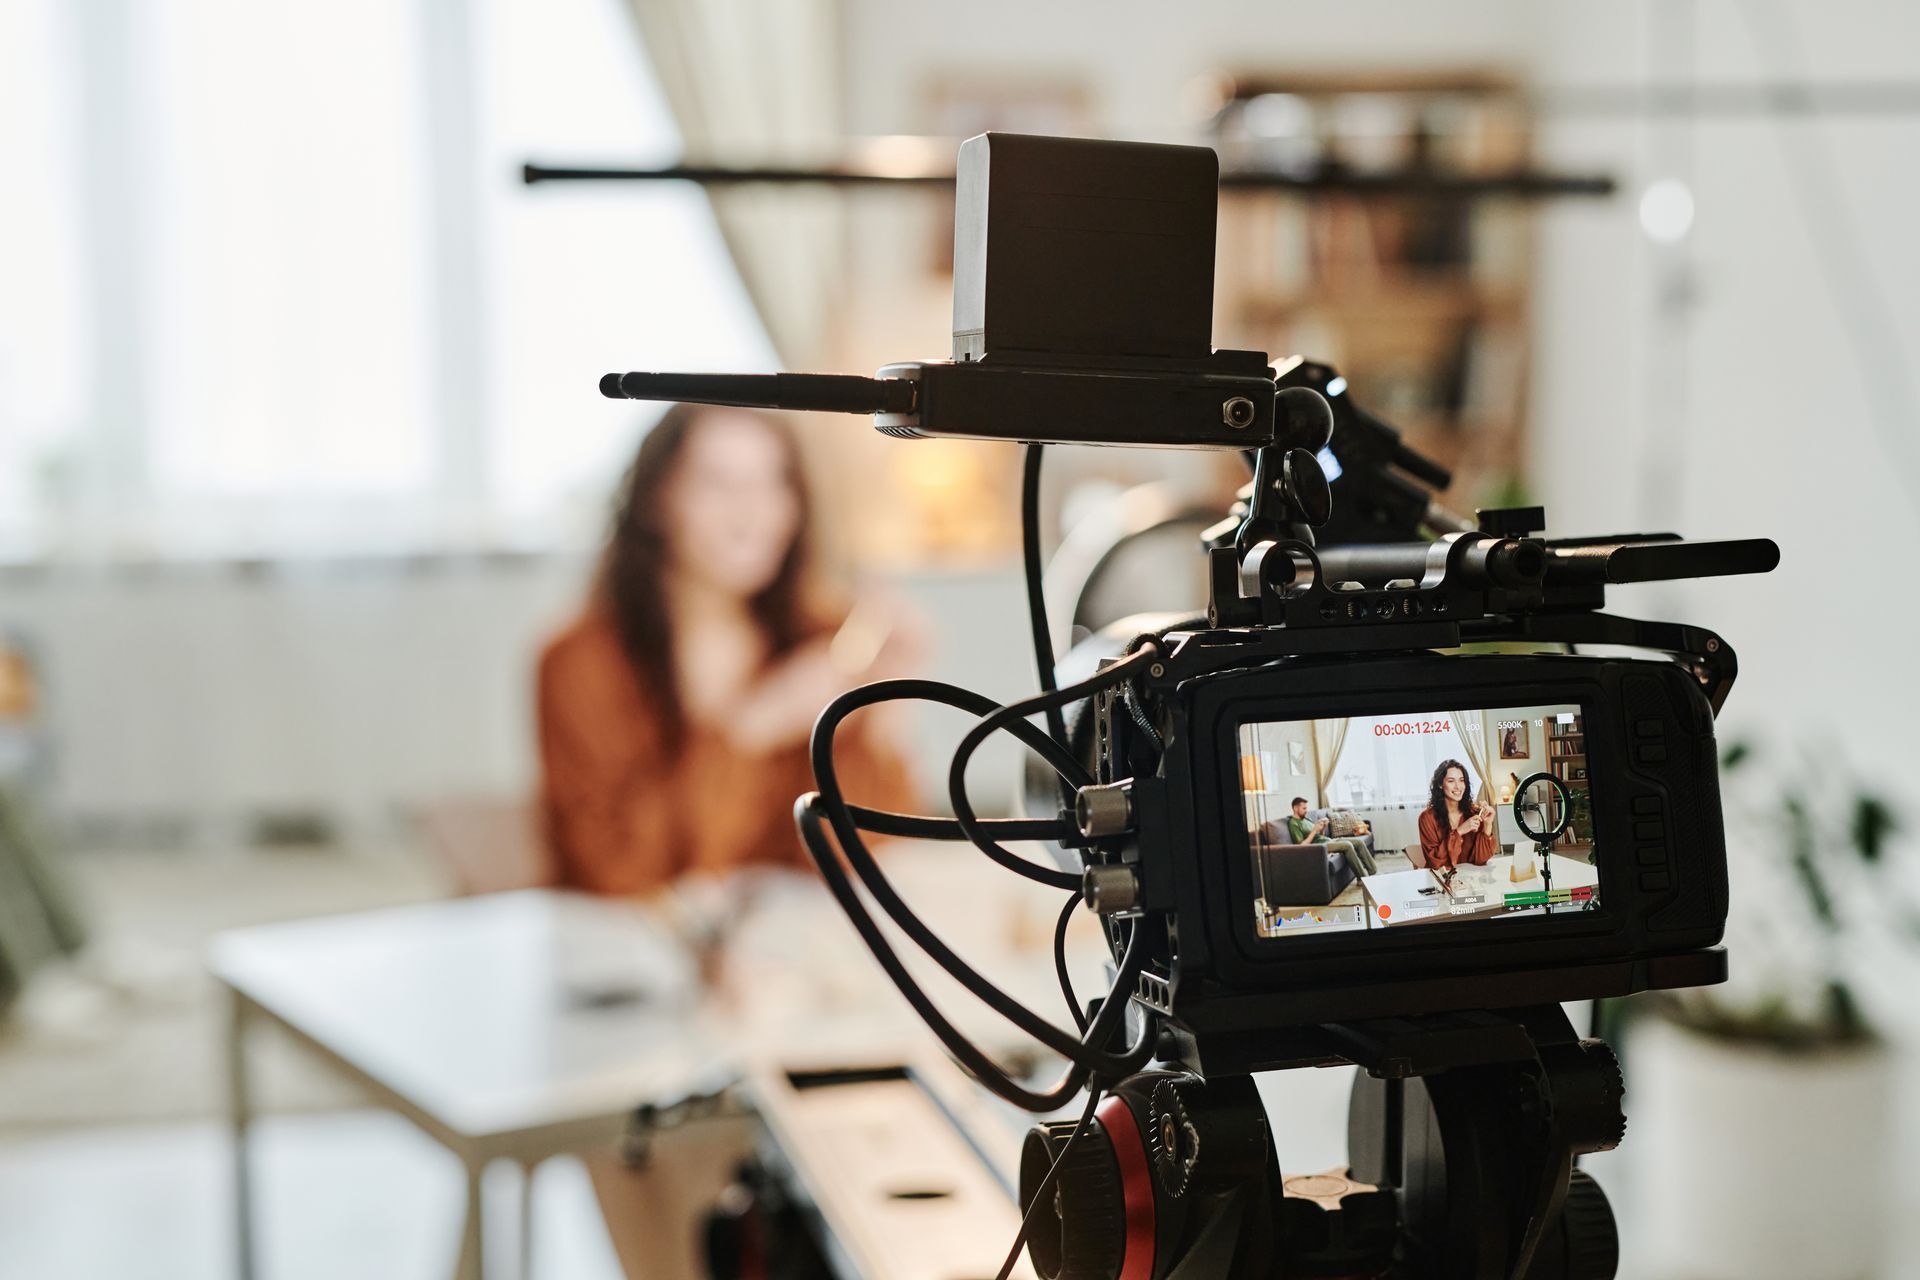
[1611, 739, 1904, 1279]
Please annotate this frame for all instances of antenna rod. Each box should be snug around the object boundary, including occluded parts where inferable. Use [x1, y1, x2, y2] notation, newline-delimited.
[600, 371, 916, 416]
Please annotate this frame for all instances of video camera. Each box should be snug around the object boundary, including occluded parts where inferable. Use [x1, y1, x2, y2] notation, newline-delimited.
[601, 133, 1777, 1280]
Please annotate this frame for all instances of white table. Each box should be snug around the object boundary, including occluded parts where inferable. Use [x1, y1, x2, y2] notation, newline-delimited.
[210, 853, 1104, 1280]
[213, 890, 717, 1280]
[1359, 853, 1600, 928]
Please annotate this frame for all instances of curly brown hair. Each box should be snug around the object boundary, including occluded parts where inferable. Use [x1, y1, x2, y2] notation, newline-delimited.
[596, 404, 817, 746]
[1427, 759, 1475, 834]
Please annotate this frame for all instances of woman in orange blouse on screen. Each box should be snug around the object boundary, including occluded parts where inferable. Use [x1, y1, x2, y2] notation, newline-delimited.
[537, 403, 917, 898]
[1417, 759, 1500, 871]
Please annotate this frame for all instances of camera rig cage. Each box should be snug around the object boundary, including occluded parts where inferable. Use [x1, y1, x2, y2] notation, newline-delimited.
[600, 134, 1778, 1280]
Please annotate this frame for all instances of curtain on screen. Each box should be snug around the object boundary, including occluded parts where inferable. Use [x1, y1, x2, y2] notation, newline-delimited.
[1451, 710, 1492, 793]
[1312, 718, 1350, 806]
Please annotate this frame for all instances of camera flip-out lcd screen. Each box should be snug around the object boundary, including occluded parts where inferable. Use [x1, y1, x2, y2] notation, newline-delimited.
[1237, 704, 1598, 939]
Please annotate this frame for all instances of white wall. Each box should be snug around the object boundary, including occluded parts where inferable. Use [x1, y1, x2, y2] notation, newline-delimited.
[841, 0, 1545, 140]
[3, 558, 587, 833]
[1, 559, 1035, 836]
[1529, 1, 1920, 801]
[1527, 5, 1920, 1047]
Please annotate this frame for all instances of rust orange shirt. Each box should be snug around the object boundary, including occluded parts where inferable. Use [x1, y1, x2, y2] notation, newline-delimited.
[536, 612, 916, 896]
[1418, 807, 1500, 871]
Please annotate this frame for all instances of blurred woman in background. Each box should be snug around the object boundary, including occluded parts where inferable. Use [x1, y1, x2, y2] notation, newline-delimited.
[538, 402, 918, 896]
[536, 403, 920, 1279]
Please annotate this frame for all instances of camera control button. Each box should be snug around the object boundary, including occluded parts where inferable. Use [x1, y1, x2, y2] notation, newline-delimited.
[1637, 846, 1666, 866]
[1639, 871, 1672, 891]
[1635, 744, 1668, 764]
[1633, 820, 1665, 840]
[1633, 796, 1662, 815]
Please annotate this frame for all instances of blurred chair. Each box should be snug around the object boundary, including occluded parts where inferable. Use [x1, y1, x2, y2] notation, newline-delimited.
[0, 634, 87, 1016]
[0, 783, 89, 1016]
[416, 796, 551, 896]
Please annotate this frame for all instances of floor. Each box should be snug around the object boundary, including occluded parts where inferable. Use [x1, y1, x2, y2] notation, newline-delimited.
[0, 842, 623, 1279]
[0, 1111, 623, 1280]
[7, 844, 1920, 1279]
[0, 844, 446, 1129]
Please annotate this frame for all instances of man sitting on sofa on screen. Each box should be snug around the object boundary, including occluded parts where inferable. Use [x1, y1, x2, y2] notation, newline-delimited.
[1287, 796, 1378, 879]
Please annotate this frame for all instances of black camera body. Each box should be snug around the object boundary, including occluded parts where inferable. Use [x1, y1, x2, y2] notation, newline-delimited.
[598, 128, 1779, 1279]
[1088, 645, 1730, 1076]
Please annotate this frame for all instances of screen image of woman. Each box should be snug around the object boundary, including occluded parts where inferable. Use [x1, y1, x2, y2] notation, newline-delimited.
[1418, 759, 1500, 871]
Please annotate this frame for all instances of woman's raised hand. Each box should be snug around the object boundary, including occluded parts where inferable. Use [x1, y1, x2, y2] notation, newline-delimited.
[726, 592, 930, 751]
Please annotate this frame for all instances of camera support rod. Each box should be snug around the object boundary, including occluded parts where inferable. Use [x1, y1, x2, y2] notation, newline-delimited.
[526, 159, 1616, 199]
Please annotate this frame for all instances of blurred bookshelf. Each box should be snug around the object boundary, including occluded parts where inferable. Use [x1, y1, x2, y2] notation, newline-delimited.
[1206, 70, 1539, 508]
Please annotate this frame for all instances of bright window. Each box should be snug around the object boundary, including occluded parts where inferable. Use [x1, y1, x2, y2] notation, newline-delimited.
[1331, 714, 1478, 809]
[142, 0, 436, 501]
[0, 0, 89, 540]
[476, 0, 777, 537]
[0, 0, 774, 558]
